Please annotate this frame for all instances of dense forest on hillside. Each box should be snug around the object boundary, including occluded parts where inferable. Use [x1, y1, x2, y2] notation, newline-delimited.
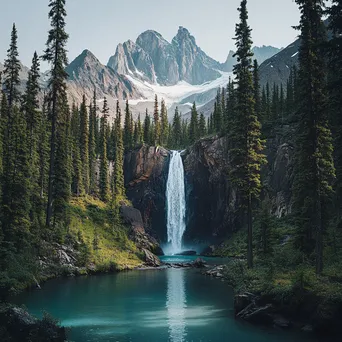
[0, 0, 342, 339]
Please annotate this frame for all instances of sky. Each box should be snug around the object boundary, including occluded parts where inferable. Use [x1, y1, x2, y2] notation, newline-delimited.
[0, 0, 301, 71]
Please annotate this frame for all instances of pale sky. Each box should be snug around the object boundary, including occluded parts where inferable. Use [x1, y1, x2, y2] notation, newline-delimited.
[0, 0, 301, 70]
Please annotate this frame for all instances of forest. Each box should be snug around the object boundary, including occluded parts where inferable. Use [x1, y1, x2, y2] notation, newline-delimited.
[1, 0, 342, 341]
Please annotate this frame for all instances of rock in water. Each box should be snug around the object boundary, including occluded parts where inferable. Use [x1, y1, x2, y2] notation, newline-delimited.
[192, 258, 207, 268]
[175, 250, 197, 256]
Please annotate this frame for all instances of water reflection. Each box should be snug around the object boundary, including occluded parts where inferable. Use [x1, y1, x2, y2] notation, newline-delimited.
[166, 268, 187, 342]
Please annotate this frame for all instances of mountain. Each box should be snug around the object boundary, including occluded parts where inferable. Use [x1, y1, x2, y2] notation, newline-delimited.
[108, 26, 222, 86]
[1, 27, 287, 120]
[221, 45, 282, 71]
[66, 49, 142, 106]
[259, 40, 300, 88]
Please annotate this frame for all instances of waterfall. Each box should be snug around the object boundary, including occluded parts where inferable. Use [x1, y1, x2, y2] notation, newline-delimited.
[166, 151, 186, 254]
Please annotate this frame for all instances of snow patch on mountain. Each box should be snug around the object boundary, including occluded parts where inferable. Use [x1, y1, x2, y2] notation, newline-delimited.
[125, 70, 233, 108]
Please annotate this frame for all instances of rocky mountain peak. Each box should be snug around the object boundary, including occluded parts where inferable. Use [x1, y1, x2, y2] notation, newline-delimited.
[136, 30, 169, 48]
[174, 26, 193, 42]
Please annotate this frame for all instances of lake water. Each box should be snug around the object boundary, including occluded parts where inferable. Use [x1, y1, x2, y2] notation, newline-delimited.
[13, 260, 321, 342]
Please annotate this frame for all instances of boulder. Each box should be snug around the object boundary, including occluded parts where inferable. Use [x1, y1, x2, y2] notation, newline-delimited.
[120, 205, 163, 255]
[143, 248, 161, 267]
[192, 258, 207, 268]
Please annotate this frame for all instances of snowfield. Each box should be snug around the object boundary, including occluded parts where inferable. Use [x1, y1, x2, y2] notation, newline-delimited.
[125, 70, 234, 108]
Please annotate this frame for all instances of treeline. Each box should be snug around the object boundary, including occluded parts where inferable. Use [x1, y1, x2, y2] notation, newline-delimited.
[0, 0, 128, 295]
[208, 0, 342, 275]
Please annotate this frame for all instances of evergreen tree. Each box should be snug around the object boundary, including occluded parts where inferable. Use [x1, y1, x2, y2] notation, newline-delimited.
[123, 100, 132, 150]
[199, 113, 207, 138]
[113, 100, 125, 198]
[230, 0, 266, 268]
[172, 107, 182, 149]
[22, 52, 42, 228]
[42, 0, 70, 226]
[137, 114, 143, 145]
[327, 0, 342, 220]
[226, 78, 236, 137]
[79, 95, 90, 193]
[153, 95, 161, 145]
[293, 0, 335, 274]
[253, 59, 261, 120]
[213, 89, 223, 133]
[99, 97, 110, 202]
[70, 104, 83, 195]
[3, 24, 21, 108]
[160, 99, 169, 146]
[189, 102, 199, 144]
[89, 90, 97, 194]
[143, 109, 151, 145]
[37, 96, 50, 203]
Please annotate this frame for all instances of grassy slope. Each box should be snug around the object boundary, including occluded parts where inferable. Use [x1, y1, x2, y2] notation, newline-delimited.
[67, 196, 143, 271]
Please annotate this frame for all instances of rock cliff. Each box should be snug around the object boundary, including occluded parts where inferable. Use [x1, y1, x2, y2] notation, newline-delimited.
[182, 134, 293, 244]
[124, 145, 170, 242]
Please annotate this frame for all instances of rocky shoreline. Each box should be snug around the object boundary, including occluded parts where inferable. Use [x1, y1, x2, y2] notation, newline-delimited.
[203, 263, 342, 339]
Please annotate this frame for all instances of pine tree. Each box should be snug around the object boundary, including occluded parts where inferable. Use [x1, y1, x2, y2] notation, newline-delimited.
[123, 100, 132, 150]
[253, 59, 261, 121]
[226, 78, 236, 137]
[3, 24, 21, 108]
[43, 0, 69, 226]
[70, 104, 83, 195]
[199, 113, 207, 138]
[99, 97, 110, 202]
[137, 114, 143, 145]
[53, 94, 71, 222]
[230, 0, 266, 268]
[22, 52, 42, 228]
[23, 52, 41, 159]
[172, 107, 182, 149]
[79, 95, 90, 193]
[113, 100, 125, 198]
[1, 107, 31, 246]
[327, 0, 342, 220]
[37, 95, 50, 202]
[160, 98, 169, 146]
[189, 102, 199, 144]
[293, 0, 335, 274]
[181, 119, 189, 147]
[1, 24, 32, 246]
[143, 110, 151, 145]
[89, 90, 97, 194]
[153, 94, 161, 145]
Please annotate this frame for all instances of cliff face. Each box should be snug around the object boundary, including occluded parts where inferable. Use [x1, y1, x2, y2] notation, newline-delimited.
[182, 137, 241, 244]
[182, 135, 293, 244]
[124, 145, 170, 242]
